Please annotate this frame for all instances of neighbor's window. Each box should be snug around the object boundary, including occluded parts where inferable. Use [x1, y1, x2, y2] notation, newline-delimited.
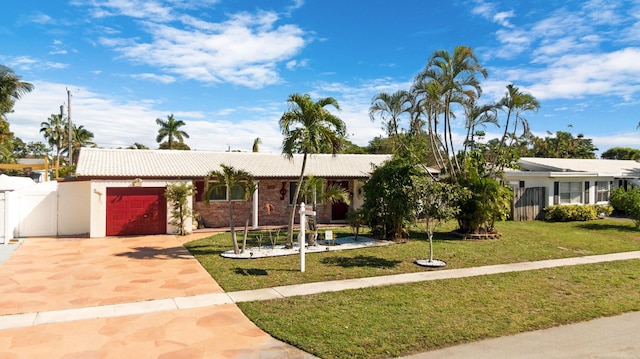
[559, 182, 583, 204]
[596, 181, 611, 202]
[208, 183, 246, 201]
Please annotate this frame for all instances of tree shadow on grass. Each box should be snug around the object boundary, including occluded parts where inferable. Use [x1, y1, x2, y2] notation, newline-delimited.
[183, 244, 225, 256]
[575, 222, 638, 232]
[235, 268, 269, 276]
[114, 246, 195, 260]
[320, 255, 401, 269]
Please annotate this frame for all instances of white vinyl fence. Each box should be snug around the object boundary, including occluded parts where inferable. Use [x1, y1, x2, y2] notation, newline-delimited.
[0, 181, 58, 243]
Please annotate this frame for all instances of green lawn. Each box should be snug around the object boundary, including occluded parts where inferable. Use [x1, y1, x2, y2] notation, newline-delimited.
[184, 219, 640, 358]
[185, 218, 640, 291]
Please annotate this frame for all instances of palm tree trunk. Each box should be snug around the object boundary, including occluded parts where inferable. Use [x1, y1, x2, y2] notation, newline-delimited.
[229, 200, 239, 254]
[286, 153, 308, 248]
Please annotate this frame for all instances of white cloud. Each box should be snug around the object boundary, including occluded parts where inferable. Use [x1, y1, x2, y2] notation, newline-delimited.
[7, 56, 67, 71]
[471, 0, 514, 28]
[130, 73, 176, 83]
[99, 11, 306, 88]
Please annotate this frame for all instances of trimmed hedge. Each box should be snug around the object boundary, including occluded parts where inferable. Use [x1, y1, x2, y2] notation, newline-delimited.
[544, 204, 613, 222]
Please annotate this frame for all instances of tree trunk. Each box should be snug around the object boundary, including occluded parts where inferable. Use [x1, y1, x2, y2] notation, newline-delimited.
[229, 200, 239, 254]
[286, 153, 308, 248]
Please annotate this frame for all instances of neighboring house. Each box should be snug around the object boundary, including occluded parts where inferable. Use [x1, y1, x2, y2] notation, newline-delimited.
[73, 148, 391, 238]
[505, 157, 640, 211]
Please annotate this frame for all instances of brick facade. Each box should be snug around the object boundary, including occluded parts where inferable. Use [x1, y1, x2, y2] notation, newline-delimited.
[193, 179, 353, 228]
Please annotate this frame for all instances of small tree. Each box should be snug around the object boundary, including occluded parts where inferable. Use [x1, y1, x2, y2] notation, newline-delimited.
[298, 176, 351, 245]
[165, 182, 196, 236]
[412, 177, 470, 264]
[204, 164, 255, 254]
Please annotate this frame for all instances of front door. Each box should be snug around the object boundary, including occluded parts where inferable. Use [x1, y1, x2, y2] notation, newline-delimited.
[330, 180, 349, 221]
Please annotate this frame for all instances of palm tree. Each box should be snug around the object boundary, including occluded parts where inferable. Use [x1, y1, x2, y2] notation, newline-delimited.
[279, 93, 347, 248]
[415, 46, 487, 180]
[493, 84, 540, 173]
[252, 137, 262, 152]
[40, 114, 65, 178]
[204, 164, 255, 255]
[298, 175, 351, 245]
[0, 65, 34, 121]
[369, 90, 411, 137]
[66, 124, 97, 166]
[128, 142, 149, 149]
[155, 114, 189, 150]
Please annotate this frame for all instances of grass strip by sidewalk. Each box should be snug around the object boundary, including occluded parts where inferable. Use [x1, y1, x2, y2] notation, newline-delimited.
[185, 219, 640, 291]
[239, 260, 640, 359]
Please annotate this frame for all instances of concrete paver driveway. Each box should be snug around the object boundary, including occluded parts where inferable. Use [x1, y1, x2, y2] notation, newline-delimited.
[0, 234, 313, 358]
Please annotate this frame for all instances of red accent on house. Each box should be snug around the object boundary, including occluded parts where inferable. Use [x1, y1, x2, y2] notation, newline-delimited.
[106, 187, 167, 236]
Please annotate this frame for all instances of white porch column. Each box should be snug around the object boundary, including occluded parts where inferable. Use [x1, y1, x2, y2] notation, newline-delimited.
[252, 180, 259, 229]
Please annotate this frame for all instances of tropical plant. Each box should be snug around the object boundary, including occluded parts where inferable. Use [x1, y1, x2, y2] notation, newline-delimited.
[63, 124, 97, 167]
[601, 147, 640, 160]
[204, 164, 256, 254]
[128, 142, 149, 150]
[40, 114, 66, 178]
[165, 182, 196, 235]
[361, 157, 420, 240]
[528, 131, 597, 159]
[298, 175, 351, 245]
[156, 114, 189, 150]
[346, 208, 365, 240]
[490, 84, 540, 174]
[0, 65, 34, 121]
[414, 45, 487, 180]
[279, 93, 347, 248]
[252, 137, 261, 152]
[369, 90, 411, 137]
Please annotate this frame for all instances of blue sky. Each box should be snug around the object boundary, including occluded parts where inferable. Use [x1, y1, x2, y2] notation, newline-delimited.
[2, 0, 640, 154]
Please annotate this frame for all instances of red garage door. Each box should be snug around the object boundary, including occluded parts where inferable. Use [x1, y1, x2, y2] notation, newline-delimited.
[106, 187, 167, 236]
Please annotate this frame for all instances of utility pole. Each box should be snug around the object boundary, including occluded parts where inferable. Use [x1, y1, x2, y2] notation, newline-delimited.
[66, 88, 72, 167]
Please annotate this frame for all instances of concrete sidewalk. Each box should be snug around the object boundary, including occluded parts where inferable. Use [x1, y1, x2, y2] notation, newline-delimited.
[1, 248, 639, 358]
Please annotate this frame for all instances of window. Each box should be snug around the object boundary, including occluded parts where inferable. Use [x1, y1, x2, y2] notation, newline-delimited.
[289, 182, 299, 205]
[208, 184, 246, 201]
[559, 182, 582, 204]
[596, 181, 610, 202]
[289, 180, 325, 205]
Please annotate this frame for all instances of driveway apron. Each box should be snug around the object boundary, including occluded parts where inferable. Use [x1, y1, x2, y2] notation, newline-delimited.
[0, 234, 314, 358]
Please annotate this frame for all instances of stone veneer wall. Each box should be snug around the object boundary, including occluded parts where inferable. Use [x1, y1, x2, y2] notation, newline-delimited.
[193, 179, 341, 228]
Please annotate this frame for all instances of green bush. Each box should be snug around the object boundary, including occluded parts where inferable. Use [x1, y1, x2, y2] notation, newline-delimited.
[544, 204, 612, 222]
[610, 186, 640, 228]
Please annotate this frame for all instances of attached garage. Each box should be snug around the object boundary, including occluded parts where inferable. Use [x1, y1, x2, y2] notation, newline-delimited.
[106, 187, 167, 236]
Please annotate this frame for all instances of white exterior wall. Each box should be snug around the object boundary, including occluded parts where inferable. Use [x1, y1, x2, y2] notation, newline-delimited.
[88, 179, 192, 238]
[507, 174, 615, 207]
[352, 180, 365, 209]
[58, 181, 91, 236]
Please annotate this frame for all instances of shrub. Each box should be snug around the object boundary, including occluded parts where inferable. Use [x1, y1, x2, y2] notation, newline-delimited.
[544, 204, 612, 222]
[610, 186, 640, 228]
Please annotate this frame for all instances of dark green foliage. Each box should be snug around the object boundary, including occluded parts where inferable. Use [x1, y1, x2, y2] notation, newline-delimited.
[544, 204, 613, 222]
[361, 157, 420, 240]
[601, 147, 640, 160]
[455, 154, 512, 233]
[527, 131, 598, 159]
[610, 187, 640, 228]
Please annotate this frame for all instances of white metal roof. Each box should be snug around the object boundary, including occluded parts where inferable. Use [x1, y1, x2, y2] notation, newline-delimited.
[75, 147, 392, 179]
[518, 157, 640, 177]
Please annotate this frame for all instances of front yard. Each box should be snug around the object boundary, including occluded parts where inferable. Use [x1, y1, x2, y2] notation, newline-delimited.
[184, 219, 640, 358]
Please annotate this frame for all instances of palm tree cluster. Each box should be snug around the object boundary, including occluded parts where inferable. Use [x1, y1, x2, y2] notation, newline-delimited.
[367, 46, 541, 235]
[369, 45, 540, 180]
[40, 114, 96, 177]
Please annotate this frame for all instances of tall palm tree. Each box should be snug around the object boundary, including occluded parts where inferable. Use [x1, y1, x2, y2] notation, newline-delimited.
[493, 84, 540, 173]
[155, 114, 189, 150]
[279, 93, 347, 248]
[40, 114, 65, 178]
[369, 90, 411, 137]
[204, 164, 255, 254]
[0, 65, 34, 121]
[415, 46, 487, 180]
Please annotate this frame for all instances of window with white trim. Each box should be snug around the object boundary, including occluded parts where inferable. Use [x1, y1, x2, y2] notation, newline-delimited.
[596, 181, 610, 202]
[559, 182, 583, 204]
